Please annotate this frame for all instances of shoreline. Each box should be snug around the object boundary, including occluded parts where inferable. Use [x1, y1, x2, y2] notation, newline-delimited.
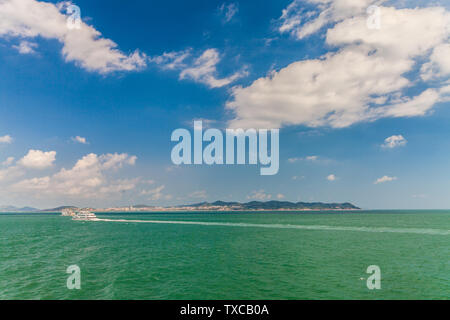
[2, 208, 362, 214]
[40, 208, 363, 213]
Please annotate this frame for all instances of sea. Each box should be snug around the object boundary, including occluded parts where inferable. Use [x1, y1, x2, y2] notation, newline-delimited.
[0, 210, 448, 299]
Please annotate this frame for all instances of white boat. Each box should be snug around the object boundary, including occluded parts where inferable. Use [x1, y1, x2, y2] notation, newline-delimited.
[72, 210, 97, 221]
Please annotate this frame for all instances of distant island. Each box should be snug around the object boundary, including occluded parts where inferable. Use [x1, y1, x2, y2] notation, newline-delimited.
[0, 205, 40, 212]
[1, 201, 360, 213]
[35, 200, 360, 212]
[170, 201, 360, 211]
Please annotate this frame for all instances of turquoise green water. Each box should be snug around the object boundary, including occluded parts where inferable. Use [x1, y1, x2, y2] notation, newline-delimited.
[0, 211, 448, 299]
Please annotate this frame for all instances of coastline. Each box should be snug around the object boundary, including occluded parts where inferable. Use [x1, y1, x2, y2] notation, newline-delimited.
[4, 200, 361, 214]
[35, 208, 362, 213]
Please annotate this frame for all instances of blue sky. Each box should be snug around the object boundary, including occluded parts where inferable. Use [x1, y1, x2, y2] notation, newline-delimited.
[0, 0, 450, 209]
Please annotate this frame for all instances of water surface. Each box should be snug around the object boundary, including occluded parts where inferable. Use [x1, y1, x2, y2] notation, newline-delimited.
[0, 211, 448, 299]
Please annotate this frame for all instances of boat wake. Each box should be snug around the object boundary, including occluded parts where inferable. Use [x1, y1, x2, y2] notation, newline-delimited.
[93, 218, 450, 236]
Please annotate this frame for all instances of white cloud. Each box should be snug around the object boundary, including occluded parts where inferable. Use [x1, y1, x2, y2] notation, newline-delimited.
[247, 189, 272, 201]
[368, 89, 441, 119]
[278, 0, 383, 40]
[276, 193, 285, 199]
[374, 175, 397, 184]
[140, 185, 171, 201]
[439, 85, 450, 104]
[18, 149, 56, 169]
[0, 165, 24, 182]
[71, 136, 88, 144]
[1, 157, 15, 166]
[12, 152, 137, 197]
[421, 43, 450, 80]
[292, 175, 304, 180]
[278, 0, 302, 34]
[327, 174, 336, 181]
[0, 0, 146, 73]
[0, 135, 12, 143]
[382, 135, 407, 148]
[12, 40, 37, 54]
[179, 49, 247, 88]
[219, 3, 239, 23]
[100, 153, 137, 170]
[1, 150, 57, 181]
[149, 50, 191, 70]
[228, 5, 450, 129]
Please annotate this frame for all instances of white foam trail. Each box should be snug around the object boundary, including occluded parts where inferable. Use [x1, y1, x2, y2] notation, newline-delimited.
[93, 218, 450, 235]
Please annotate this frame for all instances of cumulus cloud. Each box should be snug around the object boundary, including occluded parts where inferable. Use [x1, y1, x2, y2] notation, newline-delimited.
[374, 175, 397, 184]
[1, 150, 54, 182]
[327, 174, 336, 181]
[18, 149, 56, 169]
[228, 4, 450, 129]
[100, 153, 137, 170]
[382, 135, 406, 148]
[421, 43, 450, 80]
[71, 136, 88, 144]
[12, 40, 38, 54]
[12, 152, 137, 197]
[150, 48, 246, 88]
[0, 135, 12, 144]
[278, 0, 383, 40]
[0, 0, 146, 73]
[1, 157, 15, 166]
[0, 165, 24, 182]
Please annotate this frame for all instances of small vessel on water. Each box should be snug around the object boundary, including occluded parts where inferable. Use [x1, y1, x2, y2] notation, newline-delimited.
[72, 209, 97, 221]
[61, 208, 97, 221]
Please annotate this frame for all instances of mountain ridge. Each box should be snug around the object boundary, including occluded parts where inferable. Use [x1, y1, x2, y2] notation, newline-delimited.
[0, 205, 39, 212]
[2, 200, 360, 213]
[179, 200, 360, 210]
